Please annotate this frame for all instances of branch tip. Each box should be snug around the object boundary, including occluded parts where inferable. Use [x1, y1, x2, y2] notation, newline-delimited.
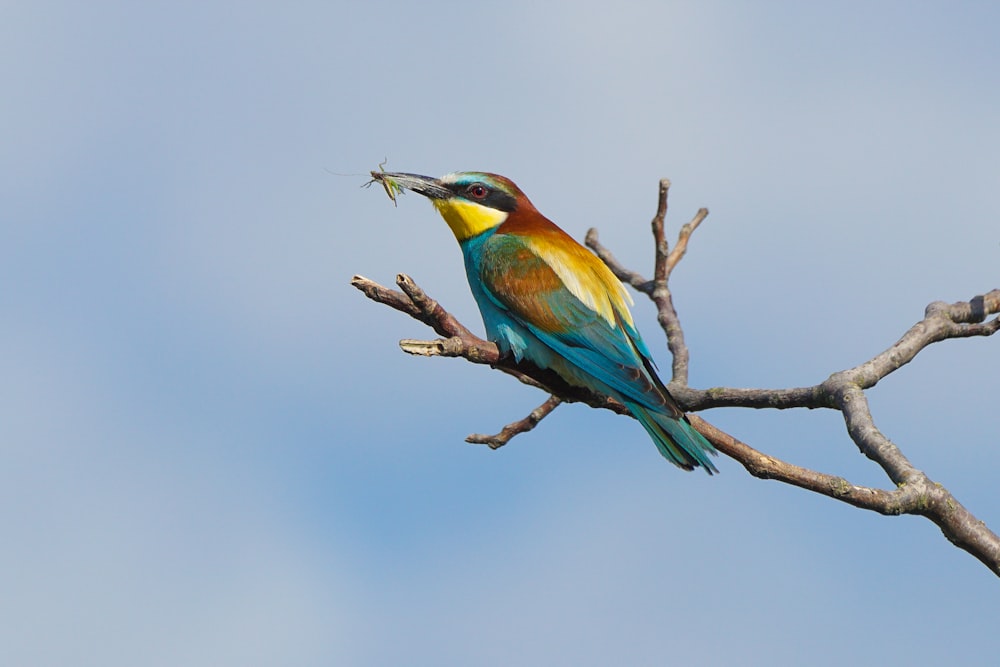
[466, 395, 563, 449]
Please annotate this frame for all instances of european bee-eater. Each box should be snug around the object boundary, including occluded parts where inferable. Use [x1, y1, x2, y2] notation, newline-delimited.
[378, 171, 718, 473]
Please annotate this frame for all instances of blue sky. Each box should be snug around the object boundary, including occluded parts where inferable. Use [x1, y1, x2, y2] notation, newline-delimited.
[3, 2, 999, 664]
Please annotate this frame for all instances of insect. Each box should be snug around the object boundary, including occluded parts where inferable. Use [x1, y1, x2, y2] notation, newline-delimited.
[363, 159, 404, 206]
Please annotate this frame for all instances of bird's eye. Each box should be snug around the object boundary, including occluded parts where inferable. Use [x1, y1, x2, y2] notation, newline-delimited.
[467, 184, 488, 199]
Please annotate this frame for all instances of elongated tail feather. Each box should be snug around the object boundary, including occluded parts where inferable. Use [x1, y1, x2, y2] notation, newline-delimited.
[626, 401, 719, 474]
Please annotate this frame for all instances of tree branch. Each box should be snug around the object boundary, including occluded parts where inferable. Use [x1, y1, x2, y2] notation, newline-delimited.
[689, 413, 1000, 576]
[357, 178, 1000, 578]
[584, 181, 706, 385]
[688, 415, 901, 511]
[466, 395, 563, 449]
[351, 274, 630, 415]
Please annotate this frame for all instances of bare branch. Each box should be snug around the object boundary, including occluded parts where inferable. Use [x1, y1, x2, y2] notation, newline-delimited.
[397, 336, 499, 364]
[688, 413, 1000, 576]
[351, 274, 631, 415]
[670, 384, 826, 411]
[351, 274, 421, 319]
[356, 176, 1000, 577]
[466, 395, 563, 449]
[833, 383, 920, 484]
[585, 187, 710, 385]
[652, 178, 671, 284]
[664, 208, 708, 277]
[847, 289, 1000, 389]
[676, 289, 1000, 412]
[687, 415, 900, 511]
[395, 273, 481, 341]
[690, 413, 1000, 575]
[351, 274, 500, 364]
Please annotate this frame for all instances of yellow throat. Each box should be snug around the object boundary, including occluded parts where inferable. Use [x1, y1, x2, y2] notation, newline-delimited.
[433, 198, 509, 242]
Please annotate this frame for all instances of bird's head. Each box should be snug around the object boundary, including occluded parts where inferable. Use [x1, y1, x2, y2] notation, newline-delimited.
[376, 171, 535, 242]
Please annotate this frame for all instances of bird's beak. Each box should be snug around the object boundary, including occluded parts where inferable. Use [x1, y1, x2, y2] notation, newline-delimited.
[375, 172, 451, 200]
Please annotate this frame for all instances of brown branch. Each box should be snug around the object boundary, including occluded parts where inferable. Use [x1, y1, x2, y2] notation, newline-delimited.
[669, 384, 825, 410]
[351, 274, 422, 319]
[664, 208, 708, 276]
[689, 414, 1000, 576]
[466, 396, 563, 449]
[350, 274, 629, 416]
[835, 383, 920, 484]
[351, 274, 500, 365]
[356, 177, 1000, 578]
[652, 178, 671, 284]
[355, 269, 1000, 575]
[675, 289, 1000, 412]
[688, 415, 900, 511]
[585, 186, 708, 385]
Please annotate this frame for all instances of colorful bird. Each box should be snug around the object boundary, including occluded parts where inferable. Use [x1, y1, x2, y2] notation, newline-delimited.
[376, 171, 718, 473]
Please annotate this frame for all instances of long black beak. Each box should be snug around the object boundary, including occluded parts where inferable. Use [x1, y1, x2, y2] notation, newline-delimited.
[371, 171, 451, 200]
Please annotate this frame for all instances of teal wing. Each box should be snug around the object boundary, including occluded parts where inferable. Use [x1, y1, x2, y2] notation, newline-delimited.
[476, 232, 717, 472]
[477, 232, 657, 402]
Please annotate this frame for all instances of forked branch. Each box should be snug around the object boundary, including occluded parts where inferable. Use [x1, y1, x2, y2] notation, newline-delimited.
[355, 180, 1000, 577]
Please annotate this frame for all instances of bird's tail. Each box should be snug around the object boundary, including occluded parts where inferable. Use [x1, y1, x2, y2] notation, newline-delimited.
[626, 401, 719, 474]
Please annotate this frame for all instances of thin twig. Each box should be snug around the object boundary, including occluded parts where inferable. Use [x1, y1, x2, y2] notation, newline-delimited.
[664, 208, 708, 277]
[652, 178, 671, 284]
[466, 396, 563, 449]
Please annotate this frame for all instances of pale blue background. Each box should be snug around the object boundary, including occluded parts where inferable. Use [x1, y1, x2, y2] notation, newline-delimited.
[3, 2, 999, 665]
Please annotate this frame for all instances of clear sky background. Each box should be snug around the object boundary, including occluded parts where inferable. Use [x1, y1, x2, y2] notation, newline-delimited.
[3, 2, 999, 665]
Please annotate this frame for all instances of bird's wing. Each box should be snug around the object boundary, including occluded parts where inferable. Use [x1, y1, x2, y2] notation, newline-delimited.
[479, 230, 677, 415]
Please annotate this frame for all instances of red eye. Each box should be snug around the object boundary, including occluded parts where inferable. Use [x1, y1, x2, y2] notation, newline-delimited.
[468, 184, 488, 199]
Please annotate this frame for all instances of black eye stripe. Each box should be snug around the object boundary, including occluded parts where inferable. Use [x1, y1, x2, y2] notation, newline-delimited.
[445, 182, 517, 212]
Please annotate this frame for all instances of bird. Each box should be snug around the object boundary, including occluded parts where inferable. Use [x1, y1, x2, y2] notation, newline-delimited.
[375, 170, 718, 473]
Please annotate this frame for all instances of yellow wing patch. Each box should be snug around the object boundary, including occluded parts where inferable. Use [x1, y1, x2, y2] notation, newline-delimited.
[524, 233, 634, 328]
